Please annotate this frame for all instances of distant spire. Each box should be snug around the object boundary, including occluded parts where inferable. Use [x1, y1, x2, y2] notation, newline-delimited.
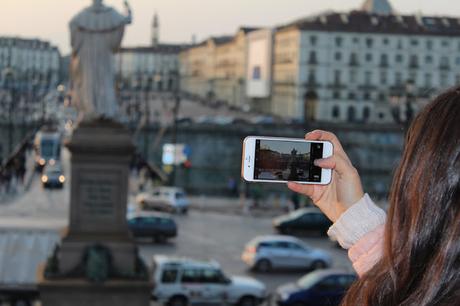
[152, 11, 159, 46]
[361, 0, 394, 15]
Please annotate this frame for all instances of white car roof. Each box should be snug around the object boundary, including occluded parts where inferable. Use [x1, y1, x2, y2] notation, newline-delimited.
[128, 211, 172, 219]
[152, 187, 185, 193]
[153, 255, 220, 269]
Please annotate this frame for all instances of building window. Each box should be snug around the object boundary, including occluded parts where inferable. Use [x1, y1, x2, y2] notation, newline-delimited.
[366, 38, 373, 48]
[310, 36, 317, 45]
[425, 55, 433, 64]
[378, 93, 386, 101]
[347, 106, 356, 122]
[309, 51, 317, 64]
[456, 74, 460, 85]
[395, 54, 403, 63]
[363, 92, 371, 100]
[440, 72, 449, 87]
[335, 37, 343, 47]
[308, 70, 316, 85]
[353, 37, 359, 44]
[365, 71, 372, 85]
[363, 107, 371, 121]
[380, 71, 387, 85]
[411, 39, 419, 46]
[456, 57, 460, 65]
[334, 52, 342, 61]
[397, 40, 403, 49]
[334, 70, 342, 85]
[409, 55, 419, 68]
[409, 72, 417, 84]
[349, 53, 358, 66]
[348, 92, 356, 100]
[425, 73, 432, 87]
[332, 106, 340, 118]
[333, 91, 341, 99]
[440, 56, 449, 69]
[441, 40, 449, 47]
[383, 38, 389, 45]
[350, 69, 357, 83]
[380, 54, 388, 67]
[426, 40, 433, 50]
[366, 53, 373, 62]
[395, 72, 402, 85]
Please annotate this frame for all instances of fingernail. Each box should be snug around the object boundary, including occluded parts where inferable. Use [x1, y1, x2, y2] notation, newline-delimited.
[314, 159, 321, 166]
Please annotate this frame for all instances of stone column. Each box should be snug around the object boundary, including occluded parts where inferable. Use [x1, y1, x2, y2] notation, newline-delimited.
[38, 120, 151, 306]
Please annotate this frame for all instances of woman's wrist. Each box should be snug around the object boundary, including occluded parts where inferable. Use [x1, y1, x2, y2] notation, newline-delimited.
[327, 194, 386, 249]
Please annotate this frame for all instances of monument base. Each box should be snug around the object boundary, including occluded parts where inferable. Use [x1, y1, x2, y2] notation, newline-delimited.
[38, 265, 152, 306]
[38, 119, 152, 305]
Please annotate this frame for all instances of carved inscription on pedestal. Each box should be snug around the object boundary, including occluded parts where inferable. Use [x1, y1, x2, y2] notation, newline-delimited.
[79, 171, 119, 220]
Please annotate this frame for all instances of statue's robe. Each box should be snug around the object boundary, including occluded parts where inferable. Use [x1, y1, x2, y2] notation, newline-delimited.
[70, 5, 128, 119]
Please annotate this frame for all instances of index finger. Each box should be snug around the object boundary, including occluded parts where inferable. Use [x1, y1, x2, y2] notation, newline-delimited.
[305, 130, 344, 153]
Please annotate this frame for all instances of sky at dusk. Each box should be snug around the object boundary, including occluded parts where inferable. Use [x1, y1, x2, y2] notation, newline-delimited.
[1, 0, 460, 55]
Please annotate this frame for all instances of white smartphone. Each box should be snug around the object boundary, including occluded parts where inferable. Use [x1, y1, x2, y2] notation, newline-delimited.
[241, 136, 333, 185]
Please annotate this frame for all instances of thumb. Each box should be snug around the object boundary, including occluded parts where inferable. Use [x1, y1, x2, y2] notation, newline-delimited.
[314, 154, 352, 177]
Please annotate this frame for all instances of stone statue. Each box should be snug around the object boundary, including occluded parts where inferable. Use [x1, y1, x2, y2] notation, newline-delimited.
[70, 0, 132, 121]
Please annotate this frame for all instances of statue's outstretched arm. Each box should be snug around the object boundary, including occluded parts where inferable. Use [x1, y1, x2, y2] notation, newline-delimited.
[123, 0, 132, 24]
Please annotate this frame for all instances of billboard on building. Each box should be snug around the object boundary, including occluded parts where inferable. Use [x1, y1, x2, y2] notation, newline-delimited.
[246, 29, 273, 98]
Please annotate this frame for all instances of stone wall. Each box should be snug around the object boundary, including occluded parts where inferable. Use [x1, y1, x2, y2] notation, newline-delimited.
[136, 122, 404, 200]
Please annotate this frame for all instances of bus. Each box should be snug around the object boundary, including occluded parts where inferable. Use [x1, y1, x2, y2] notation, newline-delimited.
[34, 129, 61, 171]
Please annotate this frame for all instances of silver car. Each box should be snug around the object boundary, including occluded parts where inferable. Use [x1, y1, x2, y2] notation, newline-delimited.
[241, 235, 333, 272]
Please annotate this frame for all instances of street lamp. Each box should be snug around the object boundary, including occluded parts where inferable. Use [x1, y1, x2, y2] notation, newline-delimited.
[143, 81, 151, 158]
[169, 71, 181, 186]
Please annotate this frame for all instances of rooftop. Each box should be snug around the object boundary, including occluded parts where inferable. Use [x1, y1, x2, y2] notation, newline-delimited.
[280, 10, 460, 36]
[119, 43, 187, 54]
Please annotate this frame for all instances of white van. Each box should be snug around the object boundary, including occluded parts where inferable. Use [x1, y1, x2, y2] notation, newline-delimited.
[151, 255, 267, 306]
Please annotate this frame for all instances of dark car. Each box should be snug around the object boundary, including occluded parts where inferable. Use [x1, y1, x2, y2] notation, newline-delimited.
[273, 208, 332, 235]
[127, 212, 177, 242]
[41, 163, 65, 189]
[275, 269, 356, 306]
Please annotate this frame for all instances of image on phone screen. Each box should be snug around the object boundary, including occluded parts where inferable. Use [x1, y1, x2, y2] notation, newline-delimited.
[254, 140, 323, 182]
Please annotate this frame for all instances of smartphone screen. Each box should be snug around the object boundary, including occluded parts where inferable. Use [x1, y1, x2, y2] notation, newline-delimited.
[254, 139, 323, 182]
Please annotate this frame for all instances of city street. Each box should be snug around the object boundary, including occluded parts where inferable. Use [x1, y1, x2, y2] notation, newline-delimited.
[0, 150, 353, 305]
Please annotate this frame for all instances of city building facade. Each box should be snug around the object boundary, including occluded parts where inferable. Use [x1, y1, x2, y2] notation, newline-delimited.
[180, 28, 258, 107]
[114, 13, 185, 94]
[269, 0, 460, 123]
[0, 37, 61, 94]
[114, 45, 183, 93]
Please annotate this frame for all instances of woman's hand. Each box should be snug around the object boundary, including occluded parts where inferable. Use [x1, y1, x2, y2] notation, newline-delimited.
[287, 130, 364, 222]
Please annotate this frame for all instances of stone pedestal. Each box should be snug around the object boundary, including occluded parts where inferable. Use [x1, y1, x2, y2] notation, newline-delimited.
[38, 265, 151, 306]
[38, 120, 151, 306]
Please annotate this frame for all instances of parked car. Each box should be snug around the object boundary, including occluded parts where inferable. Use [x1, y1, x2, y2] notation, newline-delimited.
[127, 212, 177, 242]
[241, 235, 332, 272]
[274, 269, 356, 306]
[272, 208, 332, 235]
[136, 187, 190, 214]
[41, 163, 65, 189]
[152, 255, 268, 306]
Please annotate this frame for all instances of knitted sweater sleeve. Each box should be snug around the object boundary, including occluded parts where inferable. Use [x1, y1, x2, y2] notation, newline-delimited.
[327, 194, 386, 276]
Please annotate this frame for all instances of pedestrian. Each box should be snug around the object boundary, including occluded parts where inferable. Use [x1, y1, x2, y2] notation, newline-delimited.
[288, 86, 460, 305]
[227, 176, 238, 197]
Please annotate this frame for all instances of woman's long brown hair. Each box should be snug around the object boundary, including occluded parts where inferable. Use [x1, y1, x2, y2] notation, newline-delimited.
[341, 87, 460, 306]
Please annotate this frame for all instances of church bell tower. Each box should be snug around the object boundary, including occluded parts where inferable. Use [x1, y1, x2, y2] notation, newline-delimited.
[152, 12, 159, 46]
